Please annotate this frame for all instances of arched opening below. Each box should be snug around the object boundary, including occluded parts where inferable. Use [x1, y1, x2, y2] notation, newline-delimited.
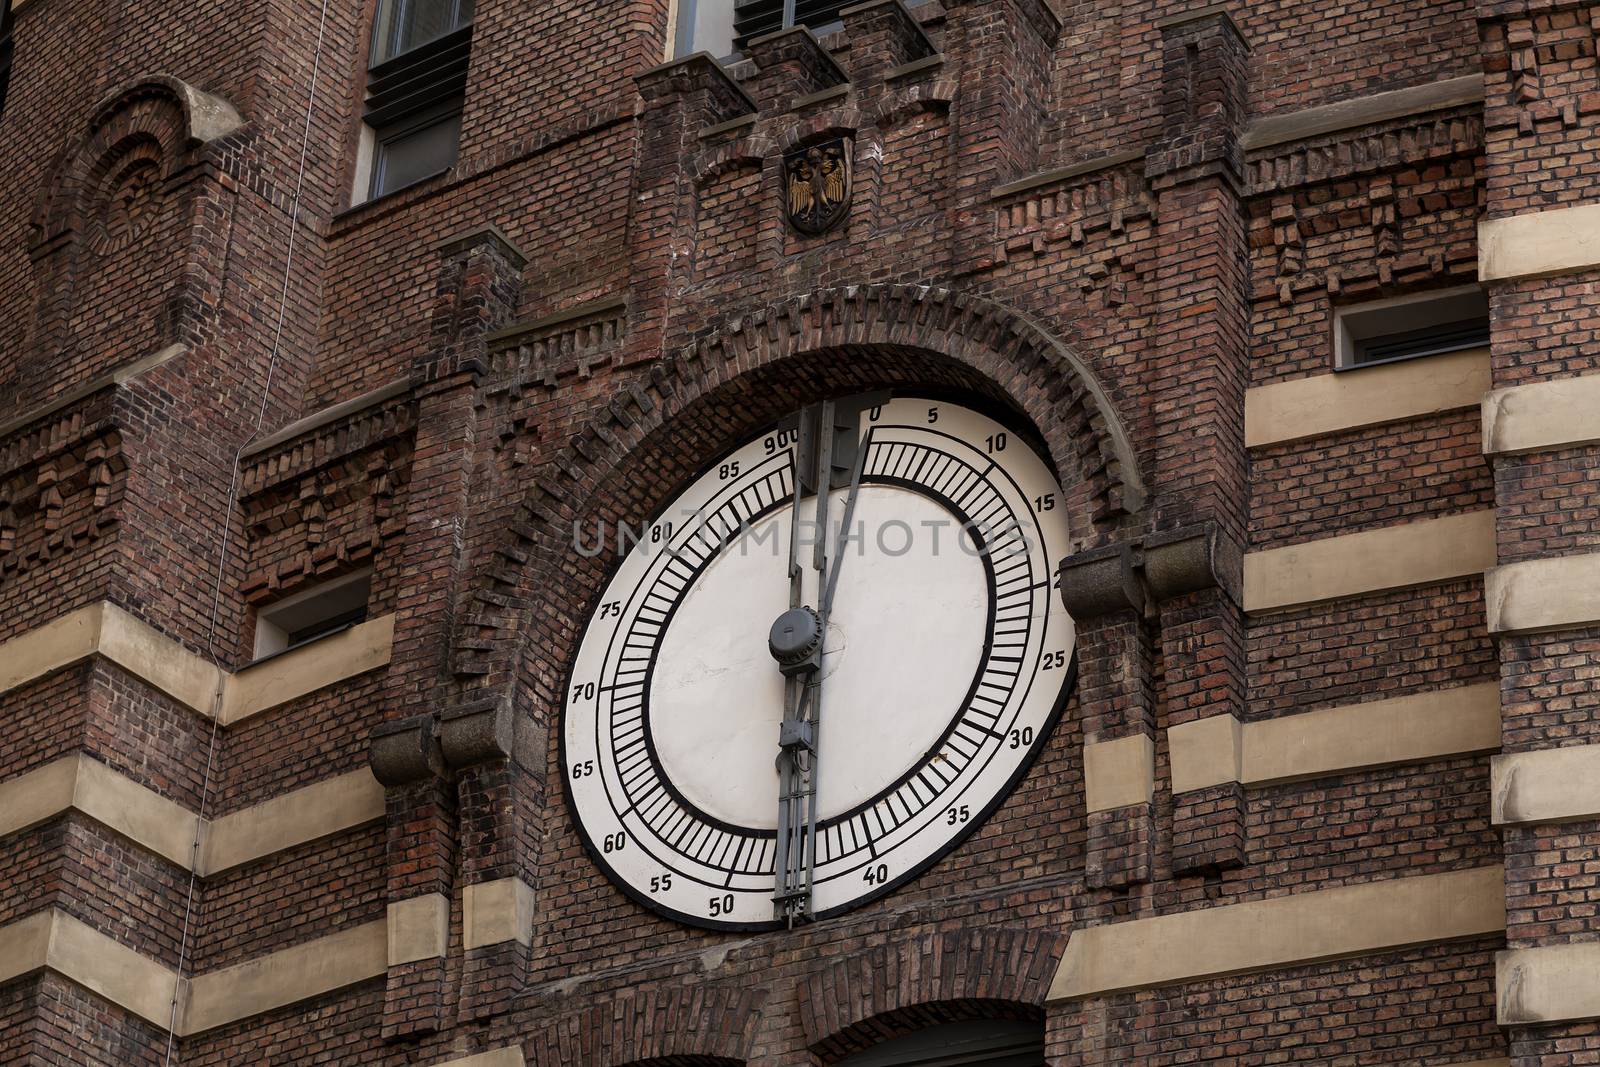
[835, 1019, 1045, 1067]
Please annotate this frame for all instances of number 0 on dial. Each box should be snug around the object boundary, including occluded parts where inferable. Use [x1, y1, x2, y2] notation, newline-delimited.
[561, 397, 1076, 928]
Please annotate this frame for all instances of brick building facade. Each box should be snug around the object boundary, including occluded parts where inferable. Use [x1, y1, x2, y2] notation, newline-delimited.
[0, 0, 1595, 1063]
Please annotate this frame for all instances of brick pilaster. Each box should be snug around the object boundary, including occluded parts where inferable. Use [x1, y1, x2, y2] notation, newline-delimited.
[629, 55, 755, 364]
[370, 716, 455, 1040]
[942, 0, 1058, 272]
[1152, 527, 1245, 874]
[1478, 3, 1600, 1060]
[1143, 8, 1251, 542]
[1062, 543, 1156, 890]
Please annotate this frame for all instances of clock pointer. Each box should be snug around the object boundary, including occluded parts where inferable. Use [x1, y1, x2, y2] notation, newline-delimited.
[768, 393, 883, 926]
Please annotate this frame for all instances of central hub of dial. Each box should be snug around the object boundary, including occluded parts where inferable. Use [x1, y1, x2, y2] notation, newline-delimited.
[768, 605, 822, 673]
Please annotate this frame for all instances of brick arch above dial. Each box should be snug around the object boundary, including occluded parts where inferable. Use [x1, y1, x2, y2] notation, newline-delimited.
[457, 281, 1145, 694]
[451, 282, 1147, 697]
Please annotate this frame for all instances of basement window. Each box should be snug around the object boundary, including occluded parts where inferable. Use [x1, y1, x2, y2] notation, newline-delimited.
[253, 569, 372, 659]
[672, 0, 851, 59]
[836, 1020, 1045, 1067]
[357, 0, 473, 202]
[1334, 285, 1490, 371]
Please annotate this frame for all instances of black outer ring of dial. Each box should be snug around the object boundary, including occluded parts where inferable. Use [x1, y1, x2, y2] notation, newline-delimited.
[558, 395, 1079, 931]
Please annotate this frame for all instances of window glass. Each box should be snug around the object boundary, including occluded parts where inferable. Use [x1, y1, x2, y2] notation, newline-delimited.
[674, 0, 854, 58]
[371, 103, 461, 198]
[372, 0, 473, 66]
[674, 0, 737, 59]
[836, 1020, 1045, 1067]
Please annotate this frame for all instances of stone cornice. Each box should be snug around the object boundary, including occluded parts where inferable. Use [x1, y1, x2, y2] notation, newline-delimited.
[1243, 74, 1483, 151]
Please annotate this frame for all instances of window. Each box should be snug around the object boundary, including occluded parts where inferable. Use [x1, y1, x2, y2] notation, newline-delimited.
[372, 0, 474, 67]
[673, 0, 852, 59]
[1333, 285, 1490, 370]
[0, 0, 14, 122]
[253, 569, 372, 659]
[836, 1020, 1045, 1067]
[359, 0, 473, 201]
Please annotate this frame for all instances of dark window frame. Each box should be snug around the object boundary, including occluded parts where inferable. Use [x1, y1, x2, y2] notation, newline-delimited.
[835, 1019, 1046, 1067]
[733, 0, 850, 51]
[361, 14, 472, 202]
[369, 94, 462, 199]
[252, 568, 373, 661]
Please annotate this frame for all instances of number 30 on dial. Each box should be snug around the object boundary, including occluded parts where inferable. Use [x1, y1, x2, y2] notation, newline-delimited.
[562, 396, 1076, 929]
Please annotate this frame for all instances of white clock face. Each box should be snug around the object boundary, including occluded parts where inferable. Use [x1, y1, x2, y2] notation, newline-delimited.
[562, 396, 1075, 928]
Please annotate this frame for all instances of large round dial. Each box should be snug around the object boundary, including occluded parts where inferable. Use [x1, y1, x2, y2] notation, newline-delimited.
[562, 396, 1075, 929]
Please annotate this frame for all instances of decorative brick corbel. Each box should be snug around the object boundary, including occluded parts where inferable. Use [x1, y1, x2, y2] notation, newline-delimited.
[1059, 541, 1148, 621]
[1144, 522, 1240, 603]
[370, 714, 445, 786]
[440, 696, 514, 766]
[368, 714, 455, 1040]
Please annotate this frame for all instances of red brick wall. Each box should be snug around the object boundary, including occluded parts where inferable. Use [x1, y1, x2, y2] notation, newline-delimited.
[0, 0, 1550, 1062]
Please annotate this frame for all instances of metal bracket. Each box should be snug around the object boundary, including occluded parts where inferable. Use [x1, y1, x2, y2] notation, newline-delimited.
[779, 718, 815, 751]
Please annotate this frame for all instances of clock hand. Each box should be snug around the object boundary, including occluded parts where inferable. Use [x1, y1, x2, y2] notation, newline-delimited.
[819, 408, 872, 621]
[770, 395, 882, 925]
[770, 402, 829, 925]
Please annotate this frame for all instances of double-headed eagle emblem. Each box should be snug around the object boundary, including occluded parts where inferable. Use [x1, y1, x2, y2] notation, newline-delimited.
[783, 138, 851, 235]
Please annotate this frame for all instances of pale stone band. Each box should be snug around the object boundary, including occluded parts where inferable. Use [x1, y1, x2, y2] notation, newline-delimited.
[1479, 202, 1600, 282]
[0, 910, 385, 1035]
[430, 1049, 527, 1067]
[1497, 941, 1600, 1026]
[0, 601, 393, 724]
[1082, 734, 1154, 813]
[0, 887, 531, 1035]
[1492, 744, 1600, 826]
[1482, 372, 1600, 456]
[1485, 552, 1600, 635]
[464, 877, 536, 949]
[1169, 683, 1500, 793]
[387, 892, 451, 966]
[1243, 510, 1495, 613]
[1049, 866, 1504, 1000]
[0, 755, 383, 876]
[1245, 347, 1488, 448]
